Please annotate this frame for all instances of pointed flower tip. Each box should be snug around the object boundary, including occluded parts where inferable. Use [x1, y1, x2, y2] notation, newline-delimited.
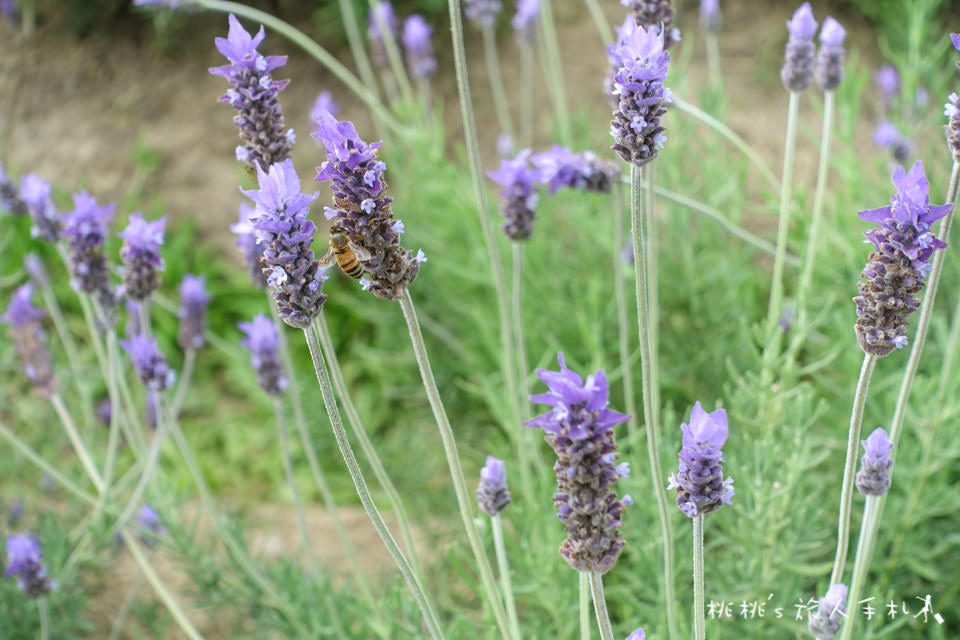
[626, 629, 645, 640]
[820, 16, 845, 46]
[786, 2, 816, 39]
[863, 427, 892, 459]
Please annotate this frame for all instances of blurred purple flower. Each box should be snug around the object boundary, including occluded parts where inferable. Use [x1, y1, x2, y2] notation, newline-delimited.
[476, 456, 511, 516]
[0, 163, 27, 216]
[526, 353, 631, 574]
[4, 533, 56, 598]
[20, 174, 61, 242]
[875, 65, 899, 110]
[311, 91, 339, 121]
[808, 584, 847, 639]
[98, 397, 112, 427]
[239, 314, 287, 395]
[402, 15, 437, 78]
[120, 333, 175, 391]
[2, 284, 56, 396]
[487, 150, 540, 241]
[243, 159, 327, 328]
[667, 401, 734, 517]
[119, 213, 165, 302]
[368, 1, 399, 67]
[511, 0, 539, 43]
[531, 146, 619, 195]
[178, 274, 210, 350]
[231, 202, 268, 290]
[781, 2, 817, 92]
[63, 190, 117, 315]
[873, 121, 913, 164]
[7, 499, 23, 527]
[135, 504, 166, 547]
[699, 0, 720, 33]
[464, 0, 501, 28]
[626, 629, 646, 640]
[209, 14, 293, 176]
[815, 16, 845, 90]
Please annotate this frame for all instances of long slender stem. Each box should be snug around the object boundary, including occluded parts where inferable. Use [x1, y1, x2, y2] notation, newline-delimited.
[519, 42, 534, 148]
[37, 278, 84, 391]
[693, 515, 706, 640]
[613, 182, 638, 448]
[398, 291, 514, 639]
[537, 0, 571, 143]
[705, 33, 721, 87]
[37, 598, 49, 640]
[304, 321, 446, 640]
[337, 0, 381, 104]
[315, 314, 424, 580]
[171, 348, 196, 418]
[492, 514, 521, 640]
[630, 165, 679, 640]
[138, 298, 152, 336]
[765, 91, 801, 336]
[589, 572, 615, 640]
[274, 398, 323, 578]
[201, 0, 404, 136]
[99, 332, 124, 518]
[938, 288, 960, 393]
[829, 353, 877, 585]
[367, 0, 415, 107]
[51, 393, 104, 493]
[582, 0, 612, 43]
[110, 420, 166, 540]
[579, 572, 591, 640]
[645, 164, 660, 431]
[512, 242, 542, 473]
[794, 91, 835, 339]
[446, 0, 529, 506]
[482, 25, 515, 140]
[838, 496, 880, 640]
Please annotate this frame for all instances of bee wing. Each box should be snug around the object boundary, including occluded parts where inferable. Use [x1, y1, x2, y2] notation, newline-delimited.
[348, 241, 373, 262]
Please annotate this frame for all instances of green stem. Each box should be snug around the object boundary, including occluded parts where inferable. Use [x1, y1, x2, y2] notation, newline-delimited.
[367, 0, 415, 108]
[171, 348, 196, 418]
[22, 0, 34, 37]
[630, 164, 679, 640]
[110, 418, 166, 541]
[693, 515, 705, 640]
[705, 33, 721, 87]
[536, 0, 571, 143]
[582, 0, 612, 43]
[838, 496, 880, 640]
[304, 321, 446, 640]
[765, 91, 801, 337]
[446, 0, 530, 506]
[492, 514, 521, 640]
[794, 91, 835, 344]
[138, 298, 152, 336]
[613, 182, 638, 449]
[99, 333, 124, 519]
[519, 42, 534, 148]
[579, 572, 591, 640]
[37, 598, 49, 640]
[315, 314, 424, 581]
[938, 288, 960, 394]
[337, 0, 381, 107]
[398, 290, 514, 640]
[589, 572, 615, 640]
[829, 353, 877, 586]
[51, 393, 104, 493]
[36, 275, 84, 393]
[200, 0, 404, 136]
[512, 242, 542, 472]
[482, 25, 515, 140]
[645, 164, 660, 430]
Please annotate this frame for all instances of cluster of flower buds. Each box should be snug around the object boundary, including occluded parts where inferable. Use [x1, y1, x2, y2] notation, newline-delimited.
[487, 150, 540, 241]
[946, 35, 960, 162]
[368, 1, 399, 67]
[476, 456, 511, 516]
[464, 0, 501, 28]
[815, 17, 846, 91]
[62, 191, 117, 315]
[667, 401, 734, 517]
[121, 333, 175, 392]
[625, 0, 680, 49]
[119, 213, 165, 302]
[239, 314, 288, 395]
[0, 163, 28, 216]
[699, 0, 720, 33]
[1, 284, 56, 397]
[4, 533, 56, 598]
[808, 584, 847, 640]
[511, 0, 539, 44]
[527, 353, 632, 574]
[780, 3, 817, 92]
[402, 15, 436, 78]
[20, 174, 61, 243]
[855, 427, 893, 496]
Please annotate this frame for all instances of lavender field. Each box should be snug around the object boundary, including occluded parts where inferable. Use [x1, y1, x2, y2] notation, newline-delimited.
[1, 0, 959, 638]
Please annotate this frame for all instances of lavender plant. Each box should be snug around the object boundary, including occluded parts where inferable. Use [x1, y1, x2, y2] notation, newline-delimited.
[118, 213, 165, 304]
[2, 284, 57, 397]
[20, 174, 60, 243]
[62, 191, 116, 317]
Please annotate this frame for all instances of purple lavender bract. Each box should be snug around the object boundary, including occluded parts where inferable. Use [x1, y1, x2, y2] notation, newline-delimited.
[0, 162, 27, 216]
[667, 402, 734, 517]
[531, 146, 619, 195]
[314, 109, 424, 301]
[20, 174, 61, 242]
[855, 427, 893, 496]
[486, 150, 540, 241]
[609, 23, 671, 167]
[210, 14, 293, 176]
[178, 274, 210, 350]
[120, 333, 175, 391]
[243, 159, 327, 328]
[476, 456, 511, 516]
[231, 202, 268, 290]
[511, 0, 539, 43]
[815, 16, 846, 91]
[526, 353, 631, 574]
[854, 161, 950, 356]
[119, 213, 165, 302]
[780, 2, 817, 92]
[1, 284, 56, 396]
[63, 190, 117, 314]
[239, 314, 288, 395]
[626, 629, 646, 640]
[402, 15, 436, 78]
[808, 583, 847, 640]
[624, 0, 680, 49]
[312, 91, 340, 121]
[4, 533, 56, 598]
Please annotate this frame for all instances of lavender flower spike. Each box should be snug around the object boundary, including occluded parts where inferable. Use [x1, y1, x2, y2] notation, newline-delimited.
[464, 0, 501, 28]
[177, 274, 210, 350]
[314, 109, 424, 300]
[476, 456, 511, 516]
[239, 314, 288, 395]
[63, 190, 117, 314]
[487, 150, 540, 241]
[120, 333, 175, 391]
[119, 213, 165, 301]
[854, 161, 950, 356]
[1, 284, 56, 396]
[609, 23, 671, 167]
[667, 401, 734, 517]
[531, 146, 619, 195]
[243, 158, 328, 327]
[946, 40, 960, 161]
[311, 91, 339, 120]
[780, 2, 817, 92]
[135, 504, 166, 547]
[511, 0, 539, 44]
[815, 16, 846, 91]
[0, 162, 27, 216]
[855, 427, 893, 496]
[4, 533, 56, 598]
[625, 0, 680, 49]
[526, 353, 632, 574]
[210, 14, 293, 176]
[20, 174, 61, 242]
[231, 202, 268, 290]
[368, 1, 399, 68]
[808, 583, 847, 639]
[402, 15, 437, 78]
[626, 629, 646, 640]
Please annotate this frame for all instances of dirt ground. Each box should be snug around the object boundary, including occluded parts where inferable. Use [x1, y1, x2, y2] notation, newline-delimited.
[1, 1, 886, 636]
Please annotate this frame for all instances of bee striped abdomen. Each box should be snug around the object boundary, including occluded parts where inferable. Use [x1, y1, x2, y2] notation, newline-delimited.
[335, 247, 364, 278]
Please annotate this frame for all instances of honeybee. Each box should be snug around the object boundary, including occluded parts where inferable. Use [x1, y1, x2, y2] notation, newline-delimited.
[320, 227, 372, 279]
